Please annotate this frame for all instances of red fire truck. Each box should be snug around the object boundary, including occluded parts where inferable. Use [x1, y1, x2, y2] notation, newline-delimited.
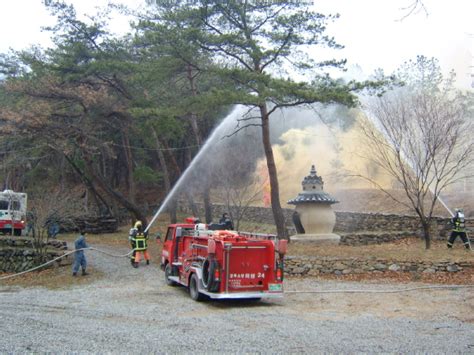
[160, 219, 287, 301]
[0, 190, 27, 236]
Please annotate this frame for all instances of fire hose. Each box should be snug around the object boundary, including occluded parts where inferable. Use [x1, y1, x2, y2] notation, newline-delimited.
[0, 247, 133, 281]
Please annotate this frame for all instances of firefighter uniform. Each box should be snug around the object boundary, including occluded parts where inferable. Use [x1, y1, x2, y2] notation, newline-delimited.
[447, 209, 471, 250]
[129, 221, 150, 267]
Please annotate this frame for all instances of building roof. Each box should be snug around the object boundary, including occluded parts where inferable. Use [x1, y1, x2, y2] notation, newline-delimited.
[287, 165, 338, 205]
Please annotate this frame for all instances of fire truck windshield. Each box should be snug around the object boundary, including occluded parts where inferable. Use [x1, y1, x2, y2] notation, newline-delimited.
[0, 200, 21, 210]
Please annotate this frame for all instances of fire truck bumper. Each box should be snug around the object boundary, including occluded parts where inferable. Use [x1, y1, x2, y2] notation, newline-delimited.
[202, 291, 284, 299]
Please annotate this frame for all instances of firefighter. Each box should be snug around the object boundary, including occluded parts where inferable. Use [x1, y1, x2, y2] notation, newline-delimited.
[72, 230, 89, 276]
[219, 212, 234, 230]
[129, 220, 150, 268]
[447, 209, 471, 250]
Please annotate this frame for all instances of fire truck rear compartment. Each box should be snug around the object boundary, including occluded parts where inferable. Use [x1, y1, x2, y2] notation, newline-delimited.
[226, 245, 271, 291]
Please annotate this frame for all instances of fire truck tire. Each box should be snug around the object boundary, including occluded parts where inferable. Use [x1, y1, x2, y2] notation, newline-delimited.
[189, 273, 206, 302]
[201, 258, 214, 289]
[14, 229, 22, 236]
[164, 263, 177, 286]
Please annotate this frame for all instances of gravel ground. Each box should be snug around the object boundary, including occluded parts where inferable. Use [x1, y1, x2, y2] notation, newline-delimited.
[1, 244, 473, 354]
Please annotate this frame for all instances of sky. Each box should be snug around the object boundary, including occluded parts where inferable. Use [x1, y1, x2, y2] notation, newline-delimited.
[0, 0, 472, 87]
[317, 0, 474, 87]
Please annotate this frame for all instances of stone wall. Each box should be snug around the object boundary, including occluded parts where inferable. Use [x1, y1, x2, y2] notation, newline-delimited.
[285, 256, 473, 276]
[339, 232, 414, 246]
[0, 236, 69, 273]
[177, 203, 472, 245]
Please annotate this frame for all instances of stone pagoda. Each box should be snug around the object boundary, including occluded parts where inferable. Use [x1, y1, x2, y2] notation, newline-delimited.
[287, 165, 340, 244]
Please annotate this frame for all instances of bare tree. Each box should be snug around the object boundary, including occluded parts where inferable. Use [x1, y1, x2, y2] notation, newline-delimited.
[28, 190, 79, 267]
[399, 0, 428, 21]
[213, 167, 264, 231]
[359, 57, 474, 249]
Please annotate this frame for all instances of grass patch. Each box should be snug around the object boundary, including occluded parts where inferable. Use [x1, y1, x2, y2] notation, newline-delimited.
[0, 265, 103, 289]
[287, 238, 473, 262]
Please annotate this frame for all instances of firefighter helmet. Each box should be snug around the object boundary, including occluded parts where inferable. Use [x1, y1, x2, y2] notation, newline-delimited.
[134, 220, 142, 229]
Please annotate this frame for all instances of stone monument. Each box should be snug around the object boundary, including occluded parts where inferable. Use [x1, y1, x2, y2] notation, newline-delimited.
[287, 165, 340, 244]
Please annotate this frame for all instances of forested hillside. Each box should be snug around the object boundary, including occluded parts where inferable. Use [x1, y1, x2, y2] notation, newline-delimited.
[0, 1, 250, 224]
[0, 1, 362, 228]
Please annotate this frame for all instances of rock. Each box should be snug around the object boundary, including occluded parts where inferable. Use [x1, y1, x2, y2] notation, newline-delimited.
[342, 269, 352, 275]
[388, 264, 400, 272]
[292, 267, 306, 274]
[374, 263, 387, 271]
[423, 268, 436, 273]
[333, 263, 346, 270]
[446, 265, 459, 272]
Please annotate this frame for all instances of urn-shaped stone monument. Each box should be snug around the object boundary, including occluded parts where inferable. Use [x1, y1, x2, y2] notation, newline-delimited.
[287, 165, 340, 244]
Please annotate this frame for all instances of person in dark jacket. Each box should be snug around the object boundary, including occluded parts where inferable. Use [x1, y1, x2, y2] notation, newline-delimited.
[219, 213, 234, 230]
[25, 210, 35, 237]
[48, 221, 60, 239]
[447, 209, 471, 250]
[72, 230, 89, 276]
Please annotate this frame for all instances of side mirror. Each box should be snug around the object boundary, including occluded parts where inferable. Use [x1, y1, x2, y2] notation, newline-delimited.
[176, 227, 182, 238]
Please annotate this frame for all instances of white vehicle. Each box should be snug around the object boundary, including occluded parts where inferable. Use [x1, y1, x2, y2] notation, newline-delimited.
[0, 190, 27, 236]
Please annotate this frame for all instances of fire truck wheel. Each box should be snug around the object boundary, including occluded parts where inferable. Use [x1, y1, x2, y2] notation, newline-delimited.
[201, 258, 217, 290]
[14, 229, 22, 236]
[189, 274, 206, 302]
[164, 264, 177, 286]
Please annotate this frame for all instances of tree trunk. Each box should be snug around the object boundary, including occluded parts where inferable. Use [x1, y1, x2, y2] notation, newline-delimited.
[186, 63, 213, 223]
[151, 127, 177, 223]
[186, 193, 199, 218]
[421, 221, 431, 250]
[82, 154, 147, 225]
[203, 190, 212, 223]
[63, 154, 112, 216]
[168, 199, 177, 224]
[162, 141, 182, 223]
[259, 103, 287, 239]
[59, 154, 66, 191]
[121, 129, 135, 204]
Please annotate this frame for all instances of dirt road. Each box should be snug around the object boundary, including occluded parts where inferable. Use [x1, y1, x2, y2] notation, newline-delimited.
[1, 244, 473, 353]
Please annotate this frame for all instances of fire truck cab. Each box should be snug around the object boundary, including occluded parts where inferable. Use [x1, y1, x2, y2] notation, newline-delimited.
[161, 220, 287, 301]
[0, 190, 27, 236]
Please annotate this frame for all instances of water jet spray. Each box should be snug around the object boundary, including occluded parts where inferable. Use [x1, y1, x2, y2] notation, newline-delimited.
[144, 105, 247, 233]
